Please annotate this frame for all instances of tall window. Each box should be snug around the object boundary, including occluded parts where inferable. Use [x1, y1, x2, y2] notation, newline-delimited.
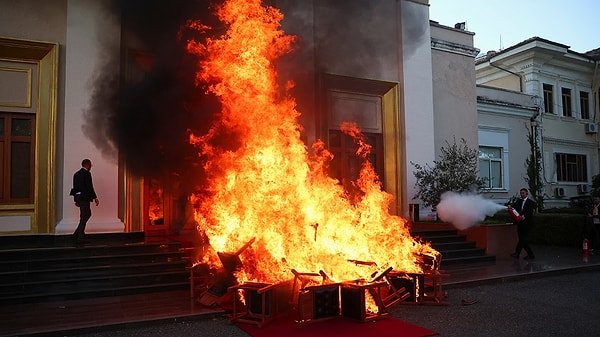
[479, 146, 503, 188]
[0, 112, 35, 203]
[561, 88, 572, 117]
[328, 130, 384, 198]
[580, 91, 590, 119]
[556, 153, 587, 182]
[543, 84, 553, 114]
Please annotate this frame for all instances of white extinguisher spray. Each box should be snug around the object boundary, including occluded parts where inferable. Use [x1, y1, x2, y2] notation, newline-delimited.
[583, 238, 589, 255]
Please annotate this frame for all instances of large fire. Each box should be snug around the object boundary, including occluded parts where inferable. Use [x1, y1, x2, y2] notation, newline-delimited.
[185, 0, 438, 284]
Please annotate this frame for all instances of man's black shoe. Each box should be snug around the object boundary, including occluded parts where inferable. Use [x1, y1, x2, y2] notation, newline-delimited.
[524, 255, 535, 260]
[73, 234, 89, 244]
[510, 253, 519, 259]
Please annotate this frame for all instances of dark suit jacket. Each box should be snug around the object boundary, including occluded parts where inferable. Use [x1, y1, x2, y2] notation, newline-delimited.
[512, 198, 536, 227]
[586, 203, 600, 224]
[72, 168, 97, 202]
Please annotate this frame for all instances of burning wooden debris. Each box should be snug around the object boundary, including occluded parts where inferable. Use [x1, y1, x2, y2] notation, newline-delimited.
[189, 242, 448, 327]
[229, 280, 294, 327]
[179, 0, 451, 327]
[291, 269, 340, 323]
[195, 238, 256, 308]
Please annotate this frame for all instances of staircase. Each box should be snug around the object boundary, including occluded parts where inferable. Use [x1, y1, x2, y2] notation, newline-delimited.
[0, 233, 190, 304]
[411, 225, 496, 265]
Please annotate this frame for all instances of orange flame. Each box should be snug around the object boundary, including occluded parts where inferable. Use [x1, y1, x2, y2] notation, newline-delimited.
[186, 0, 437, 284]
[148, 182, 163, 224]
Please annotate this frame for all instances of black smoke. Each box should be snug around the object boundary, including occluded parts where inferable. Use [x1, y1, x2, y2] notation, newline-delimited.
[83, 0, 233, 192]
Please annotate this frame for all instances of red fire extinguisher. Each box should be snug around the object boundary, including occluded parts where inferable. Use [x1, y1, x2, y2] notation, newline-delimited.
[507, 206, 523, 222]
[583, 238, 590, 255]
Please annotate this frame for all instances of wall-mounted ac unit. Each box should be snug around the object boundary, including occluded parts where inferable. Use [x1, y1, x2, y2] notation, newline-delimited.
[585, 123, 598, 134]
[578, 184, 590, 194]
[555, 187, 565, 197]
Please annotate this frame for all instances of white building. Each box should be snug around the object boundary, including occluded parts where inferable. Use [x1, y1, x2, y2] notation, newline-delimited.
[0, 0, 480, 237]
[476, 37, 600, 208]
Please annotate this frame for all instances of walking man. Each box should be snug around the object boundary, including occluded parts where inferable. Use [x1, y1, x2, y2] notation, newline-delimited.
[510, 188, 536, 260]
[586, 195, 600, 249]
[71, 159, 99, 243]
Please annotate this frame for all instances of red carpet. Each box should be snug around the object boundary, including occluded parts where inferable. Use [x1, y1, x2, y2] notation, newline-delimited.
[236, 316, 438, 337]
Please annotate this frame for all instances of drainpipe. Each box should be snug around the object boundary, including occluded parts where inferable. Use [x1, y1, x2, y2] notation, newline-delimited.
[593, 59, 599, 124]
[592, 59, 599, 190]
[530, 103, 542, 207]
[490, 62, 524, 92]
[530, 101, 541, 123]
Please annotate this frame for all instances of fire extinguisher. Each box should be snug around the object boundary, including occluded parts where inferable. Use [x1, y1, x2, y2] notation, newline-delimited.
[583, 238, 590, 255]
[507, 206, 523, 222]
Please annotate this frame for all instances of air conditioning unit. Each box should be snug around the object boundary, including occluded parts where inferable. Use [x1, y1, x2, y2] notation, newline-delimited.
[585, 123, 598, 134]
[578, 184, 590, 194]
[555, 187, 565, 197]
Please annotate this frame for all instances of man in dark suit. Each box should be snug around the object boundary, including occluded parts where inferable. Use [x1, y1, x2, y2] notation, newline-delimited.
[586, 195, 600, 249]
[510, 188, 536, 260]
[70, 159, 99, 242]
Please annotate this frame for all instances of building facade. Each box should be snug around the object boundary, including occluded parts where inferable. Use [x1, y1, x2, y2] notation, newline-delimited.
[476, 37, 600, 207]
[0, 0, 480, 236]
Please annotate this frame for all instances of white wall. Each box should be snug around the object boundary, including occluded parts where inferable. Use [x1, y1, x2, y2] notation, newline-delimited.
[401, 0, 436, 209]
[56, 0, 124, 234]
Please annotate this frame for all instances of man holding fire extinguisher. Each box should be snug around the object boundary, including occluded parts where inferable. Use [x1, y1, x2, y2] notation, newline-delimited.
[585, 195, 600, 251]
[509, 188, 536, 260]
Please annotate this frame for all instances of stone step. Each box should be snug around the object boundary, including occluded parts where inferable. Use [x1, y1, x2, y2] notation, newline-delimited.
[0, 233, 190, 304]
[410, 226, 496, 265]
[0, 271, 189, 302]
[0, 250, 184, 272]
[441, 254, 496, 265]
[0, 259, 187, 284]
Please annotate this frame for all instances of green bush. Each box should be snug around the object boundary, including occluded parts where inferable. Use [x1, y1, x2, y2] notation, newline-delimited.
[421, 209, 591, 247]
[484, 210, 589, 247]
[411, 138, 485, 208]
[543, 207, 586, 214]
[529, 213, 588, 246]
[482, 210, 512, 224]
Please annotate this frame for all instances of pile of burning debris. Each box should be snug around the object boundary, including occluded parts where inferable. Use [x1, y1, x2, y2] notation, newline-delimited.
[188, 238, 448, 327]
[174, 0, 451, 327]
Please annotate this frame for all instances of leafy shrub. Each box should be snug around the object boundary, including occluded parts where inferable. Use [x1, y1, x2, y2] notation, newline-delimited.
[543, 207, 586, 214]
[529, 213, 588, 246]
[482, 210, 512, 224]
[484, 210, 589, 247]
[411, 138, 485, 208]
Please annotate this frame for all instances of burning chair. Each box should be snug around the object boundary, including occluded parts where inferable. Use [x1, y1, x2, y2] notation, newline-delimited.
[422, 270, 449, 305]
[196, 238, 255, 308]
[382, 272, 424, 304]
[291, 269, 341, 323]
[417, 252, 449, 305]
[214, 238, 294, 327]
[229, 280, 294, 327]
[391, 252, 449, 306]
[340, 266, 411, 322]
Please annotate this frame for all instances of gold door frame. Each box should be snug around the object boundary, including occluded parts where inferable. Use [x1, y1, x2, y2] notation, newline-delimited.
[319, 74, 404, 215]
[0, 37, 59, 233]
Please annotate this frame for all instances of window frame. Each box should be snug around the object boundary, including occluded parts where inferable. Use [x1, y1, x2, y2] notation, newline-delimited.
[580, 91, 590, 120]
[555, 152, 587, 183]
[328, 129, 384, 195]
[0, 112, 36, 204]
[543, 83, 553, 114]
[561, 87, 572, 117]
[479, 146, 504, 189]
